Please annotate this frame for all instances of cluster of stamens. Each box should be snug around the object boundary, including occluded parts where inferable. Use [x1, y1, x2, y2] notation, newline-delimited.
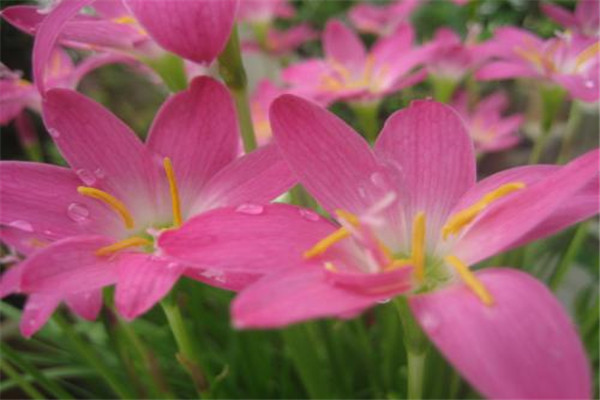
[320, 55, 389, 93]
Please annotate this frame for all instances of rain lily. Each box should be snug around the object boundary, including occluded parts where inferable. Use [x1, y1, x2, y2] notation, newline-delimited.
[477, 27, 600, 102]
[160, 96, 598, 399]
[242, 24, 317, 56]
[541, 0, 599, 38]
[348, 0, 420, 36]
[0, 77, 294, 336]
[250, 79, 283, 145]
[451, 91, 523, 153]
[282, 20, 426, 105]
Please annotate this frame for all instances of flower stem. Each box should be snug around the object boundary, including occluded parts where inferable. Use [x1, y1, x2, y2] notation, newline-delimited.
[218, 24, 257, 152]
[351, 101, 381, 142]
[557, 100, 583, 164]
[394, 297, 429, 400]
[1, 360, 45, 399]
[529, 85, 565, 164]
[431, 76, 458, 104]
[160, 293, 209, 396]
[549, 222, 589, 291]
[143, 53, 188, 92]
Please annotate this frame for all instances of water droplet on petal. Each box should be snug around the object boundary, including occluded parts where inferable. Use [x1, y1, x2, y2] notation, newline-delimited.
[299, 208, 319, 221]
[419, 312, 441, 334]
[377, 298, 391, 304]
[47, 128, 60, 138]
[235, 203, 264, 215]
[75, 169, 96, 185]
[200, 269, 226, 283]
[370, 172, 386, 188]
[67, 203, 90, 223]
[166, 262, 179, 270]
[9, 220, 33, 232]
[94, 168, 106, 179]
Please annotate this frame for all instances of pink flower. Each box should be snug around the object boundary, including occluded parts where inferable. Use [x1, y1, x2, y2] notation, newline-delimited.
[451, 91, 523, 153]
[0, 77, 294, 336]
[541, 0, 599, 38]
[348, 0, 420, 36]
[282, 20, 426, 105]
[477, 27, 600, 102]
[242, 24, 317, 56]
[160, 97, 598, 399]
[236, 0, 295, 23]
[250, 80, 283, 145]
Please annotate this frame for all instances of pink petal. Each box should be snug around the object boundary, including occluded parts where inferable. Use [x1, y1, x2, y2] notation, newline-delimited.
[324, 266, 414, 297]
[270, 94, 394, 215]
[323, 20, 366, 72]
[185, 269, 260, 292]
[146, 77, 239, 214]
[20, 235, 118, 295]
[20, 293, 61, 338]
[232, 267, 383, 329]
[410, 268, 591, 399]
[65, 289, 103, 320]
[541, 3, 577, 28]
[476, 61, 538, 81]
[114, 253, 185, 320]
[0, 263, 23, 297]
[553, 73, 600, 103]
[124, 0, 237, 63]
[455, 149, 600, 264]
[195, 143, 296, 212]
[0, 162, 122, 242]
[374, 100, 476, 231]
[159, 203, 337, 274]
[42, 89, 161, 222]
[1, 6, 43, 36]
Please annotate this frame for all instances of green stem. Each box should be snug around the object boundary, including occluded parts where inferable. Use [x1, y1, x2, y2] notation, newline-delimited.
[53, 313, 133, 398]
[218, 24, 257, 152]
[431, 76, 458, 104]
[351, 101, 381, 142]
[143, 53, 188, 92]
[160, 294, 208, 396]
[557, 101, 583, 164]
[529, 85, 566, 164]
[549, 222, 589, 291]
[1, 360, 45, 399]
[394, 298, 429, 400]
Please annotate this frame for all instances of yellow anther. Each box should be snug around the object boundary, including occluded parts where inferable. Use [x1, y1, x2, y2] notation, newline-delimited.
[445, 255, 494, 306]
[77, 187, 135, 229]
[303, 227, 350, 259]
[385, 258, 412, 271]
[96, 236, 152, 256]
[163, 157, 183, 228]
[335, 209, 360, 226]
[575, 42, 600, 69]
[113, 15, 137, 25]
[411, 212, 426, 282]
[442, 182, 526, 239]
[17, 79, 31, 87]
[324, 262, 338, 272]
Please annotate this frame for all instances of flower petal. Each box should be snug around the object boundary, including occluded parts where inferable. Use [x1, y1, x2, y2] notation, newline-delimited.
[232, 267, 383, 329]
[124, 0, 237, 63]
[114, 253, 185, 320]
[42, 89, 161, 222]
[270, 94, 393, 215]
[65, 289, 103, 321]
[455, 149, 600, 264]
[159, 203, 337, 273]
[374, 100, 476, 231]
[410, 268, 591, 399]
[194, 143, 296, 212]
[323, 20, 366, 72]
[146, 77, 239, 214]
[20, 293, 61, 338]
[475, 61, 538, 81]
[20, 235, 117, 295]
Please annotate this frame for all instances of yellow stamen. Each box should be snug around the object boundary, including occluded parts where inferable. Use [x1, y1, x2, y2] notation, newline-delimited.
[335, 209, 360, 226]
[445, 255, 494, 306]
[113, 15, 137, 24]
[324, 262, 338, 272]
[77, 187, 134, 229]
[442, 182, 526, 240]
[163, 157, 183, 227]
[303, 227, 350, 259]
[575, 42, 600, 69]
[96, 236, 152, 256]
[411, 212, 426, 282]
[385, 258, 412, 271]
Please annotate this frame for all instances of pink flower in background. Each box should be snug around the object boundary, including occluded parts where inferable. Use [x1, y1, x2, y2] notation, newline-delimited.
[282, 20, 426, 105]
[541, 0, 599, 38]
[161, 96, 598, 399]
[0, 77, 294, 336]
[349, 0, 420, 36]
[236, 0, 294, 24]
[477, 27, 600, 102]
[451, 91, 523, 153]
[250, 80, 283, 145]
[243, 24, 317, 56]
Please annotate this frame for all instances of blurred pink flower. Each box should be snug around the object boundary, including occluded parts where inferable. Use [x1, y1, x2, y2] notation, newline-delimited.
[477, 27, 600, 102]
[236, 0, 294, 23]
[160, 96, 598, 399]
[541, 0, 599, 38]
[242, 23, 317, 56]
[0, 77, 294, 336]
[282, 20, 426, 105]
[451, 91, 523, 153]
[250, 80, 282, 145]
[348, 0, 420, 36]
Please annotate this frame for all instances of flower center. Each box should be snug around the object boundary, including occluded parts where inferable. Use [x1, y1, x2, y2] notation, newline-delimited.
[77, 157, 182, 256]
[319, 55, 389, 93]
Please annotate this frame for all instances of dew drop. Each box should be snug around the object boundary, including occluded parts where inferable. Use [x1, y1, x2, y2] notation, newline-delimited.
[200, 269, 226, 283]
[47, 128, 60, 138]
[235, 203, 264, 215]
[377, 298, 391, 304]
[166, 262, 179, 270]
[419, 312, 441, 333]
[299, 208, 319, 221]
[75, 169, 96, 185]
[67, 203, 90, 223]
[9, 220, 33, 232]
[94, 168, 106, 179]
[370, 172, 386, 188]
